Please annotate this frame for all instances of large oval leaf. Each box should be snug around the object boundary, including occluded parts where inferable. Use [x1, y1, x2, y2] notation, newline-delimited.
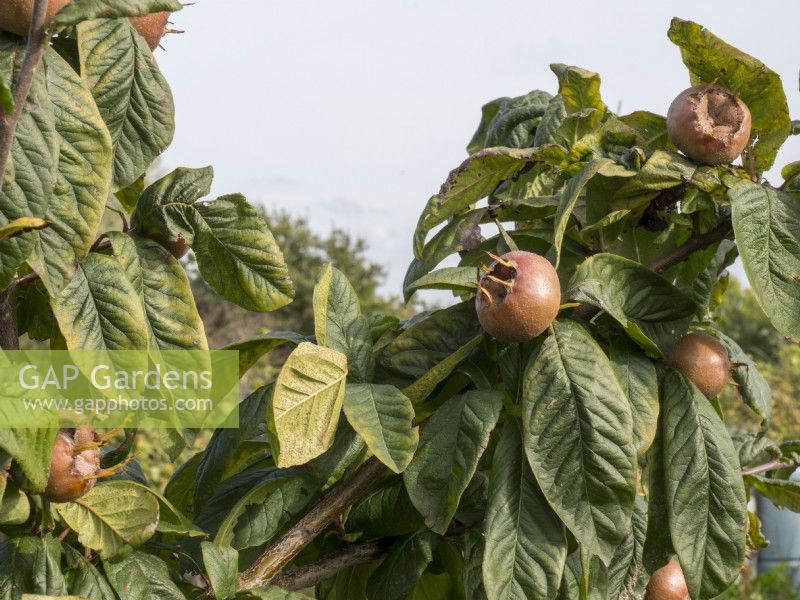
[660, 370, 747, 598]
[365, 530, 437, 600]
[132, 167, 295, 312]
[314, 264, 374, 383]
[403, 390, 502, 534]
[0, 428, 57, 493]
[28, 51, 113, 296]
[522, 319, 636, 564]
[0, 35, 58, 290]
[107, 232, 207, 349]
[54, 481, 159, 559]
[342, 384, 418, 473]
[50, 253, 148, 350]
[268, 342, 348, 467]
[79, 18, 175, 190]
[103, 551, 185, 600]
[729, 182, 800, 341]
[568, 253, 696, 355]
[0, 535, 66, 597]
[483, 421, 567, 599]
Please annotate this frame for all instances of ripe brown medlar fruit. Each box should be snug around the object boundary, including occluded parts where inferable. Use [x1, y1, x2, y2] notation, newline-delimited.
[644, 558, 689, 600]
[667, 332, 731, 399]
[475, 250, 561, 343]
[666, 84, 752, 166]
[43, 428, 127, 503]
[148, 232, 190, 259]
[0, 0, 69, 37]
[130, 11, 171, 51]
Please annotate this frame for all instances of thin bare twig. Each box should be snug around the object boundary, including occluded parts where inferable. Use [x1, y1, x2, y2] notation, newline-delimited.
[742, 459, 793, 477]
[269, 540, 388, 591]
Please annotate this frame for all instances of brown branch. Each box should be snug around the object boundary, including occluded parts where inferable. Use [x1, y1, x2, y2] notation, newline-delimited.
[647, 216, 733, 274]
[269, 540, 388, 591]
[0, 0, 50, 178]
[0, 0, 51, 351]
[237, 457, 386, 592]
[572, 216, 734, 322]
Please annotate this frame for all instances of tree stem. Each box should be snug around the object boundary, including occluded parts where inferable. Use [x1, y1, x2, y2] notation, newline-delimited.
[269, 540, 387, 591]
[0, 0, 50, 351]
[237, 456, 386, 592]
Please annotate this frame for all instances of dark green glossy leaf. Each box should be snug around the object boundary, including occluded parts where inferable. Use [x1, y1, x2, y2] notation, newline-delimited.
[104, 551, 185, 599]
[404, 390, 502, 534]
[365, 530, 437, 600]
[346, 477, 424, 539]
[522, 319, 636, 564]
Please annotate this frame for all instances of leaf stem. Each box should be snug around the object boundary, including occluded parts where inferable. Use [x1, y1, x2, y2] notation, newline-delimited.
[742, 459, 793, 477]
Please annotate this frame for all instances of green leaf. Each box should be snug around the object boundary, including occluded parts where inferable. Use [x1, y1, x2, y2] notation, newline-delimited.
[214, 470, 317, 551]
[660, 370, 747, 598]
[63, 544, 116, 600]
[464, 528, 488, 600]
[379, 300, 483, 385]
[79, 18, 175, 190]
[28, 51, 113, 297]
[0, 429, 57, 492]
[54, 481, 159, 559]
[0, 536, 67, 597]
[238, 586, 309, 599]
[606, 498, 647, 599]
[0, 481, 30, 525]
[314, 264, 375, 383]
[107, 233, 207, 349]
[103, 551, 185, 600]
[343, 384, 418, 473]
[318, 563, 376, 600]
[403, 390, 502, 534]
[619, 111, 672, 151]
[729, 182, 800, 341]
[745, 476, 800, 512]
[613, 150, 695, 206]
[668, 18, 791, 172]
[50, 253, 149, 350]
[707, 328, 771, 422]
[467, 98, 507, 154]
[268, 342, 348, 467]
[0, 70, 11, 113]
[201, 542, 238, 600]
[194, 385, 273, 510]
[413, 148, 536, 257]
[553, 159, 610, 267]
[365, 530, 437, 600]
[132, 167, 295, 312]
[346, 477, 424, 539]
[609, 331, 659, 456]
[483, 90, 552, 149]
[404, 266, 478, 298]
[0, 35, 58, 290]
[51, 0, 183, 30]
[222, 332, 305, 377]
[116, 480, 205, 538]
[522, 319, 636, 564]
[550, 64, 605, 117]
[0, 217, 48, 240]
[402, 334, 484, 404]
[567, 253, 696, 356]
[483, 420, 567, 599]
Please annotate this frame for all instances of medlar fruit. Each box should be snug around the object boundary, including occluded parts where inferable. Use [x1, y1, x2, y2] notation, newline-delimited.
[666, 84, 751, 166]
[130, 11, 171, 51]
[43, 428, 127, 503]
[644, 558, 689, 600]
[667, 332, 731, 399]
[0, 0, 69, 37]
[475, 250, 560, 343]
[148, 232, 190, 259]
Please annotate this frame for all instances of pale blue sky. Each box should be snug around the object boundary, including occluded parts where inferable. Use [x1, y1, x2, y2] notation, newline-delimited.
[156, 1, 799, 296]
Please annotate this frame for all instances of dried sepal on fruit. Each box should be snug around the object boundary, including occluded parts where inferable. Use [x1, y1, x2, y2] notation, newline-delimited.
[666, 84, 752, 166]
[43, 428, 130, 503]
[667, 332, 731, 399]
[475, 250, 560, 343]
